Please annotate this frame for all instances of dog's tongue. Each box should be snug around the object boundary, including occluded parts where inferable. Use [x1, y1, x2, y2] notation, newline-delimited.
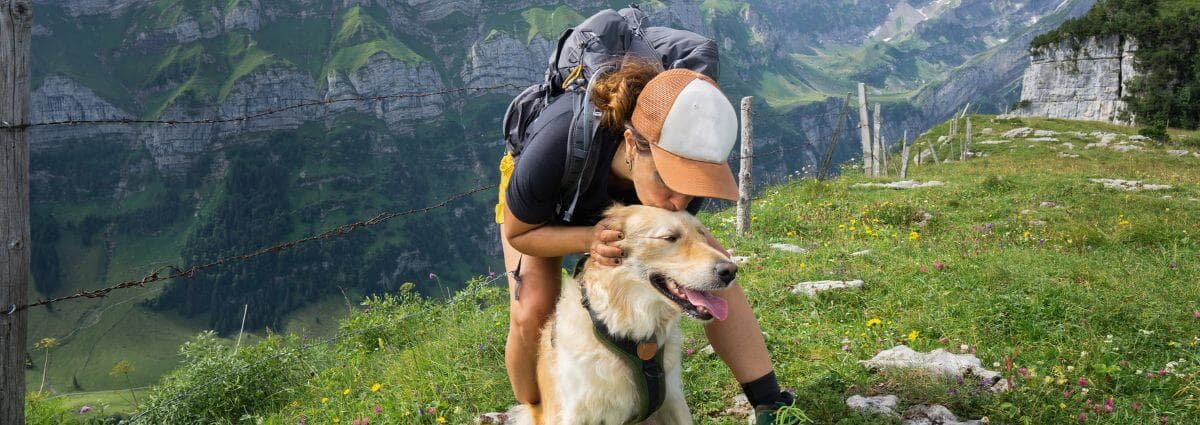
[683, 289, 729, 321]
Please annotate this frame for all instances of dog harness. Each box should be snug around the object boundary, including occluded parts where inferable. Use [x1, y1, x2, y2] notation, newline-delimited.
[572, 255, 667, 424]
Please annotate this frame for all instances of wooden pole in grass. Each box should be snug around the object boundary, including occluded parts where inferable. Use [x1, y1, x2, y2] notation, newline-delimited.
[736, 97, 752, 237]
[900, 130, 910, 179]
[873, 103, 883, 176]
[234, 304, 248, 356]
[857, 83, 872, 176]
[1, 1, 33, 422]
[960, 117, 969, 159]
[818, 92, 852, 181]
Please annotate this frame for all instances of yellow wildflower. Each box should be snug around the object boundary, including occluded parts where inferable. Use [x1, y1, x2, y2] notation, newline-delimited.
[371, 383, 382, 392]
[866, 318, 882, 327]
[907, 330, 920, 342]
[1060, 403, 1067, 410]
[908, 231, 920, 241]
[342, 388, 350, 396]
[437, 417, 447, 424]
[321, 397, 329, 404]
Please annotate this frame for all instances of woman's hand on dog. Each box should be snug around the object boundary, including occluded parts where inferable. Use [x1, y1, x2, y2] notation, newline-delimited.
[590, 219, 624, 267]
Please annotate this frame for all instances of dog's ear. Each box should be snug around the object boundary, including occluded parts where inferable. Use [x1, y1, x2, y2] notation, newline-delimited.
[602, 204, 636, 245]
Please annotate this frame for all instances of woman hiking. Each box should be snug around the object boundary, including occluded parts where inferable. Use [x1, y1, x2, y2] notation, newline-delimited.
[494, 57, 793, 424]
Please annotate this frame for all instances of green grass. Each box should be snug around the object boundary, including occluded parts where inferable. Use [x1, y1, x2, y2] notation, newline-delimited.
[41, 115, 1195, 423]
[520, 6, 585, 43]
[218, 48, 276, 100]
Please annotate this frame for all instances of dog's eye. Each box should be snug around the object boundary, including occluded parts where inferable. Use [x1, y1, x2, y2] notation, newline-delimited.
[661, 234, 679, 243]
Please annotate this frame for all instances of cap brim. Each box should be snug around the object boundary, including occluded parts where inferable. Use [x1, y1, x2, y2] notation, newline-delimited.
[650, 144, 739, 202]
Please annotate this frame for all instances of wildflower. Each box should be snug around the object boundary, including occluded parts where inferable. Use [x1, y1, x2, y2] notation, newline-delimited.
[1160, 416, 1168, 424]
[907, 330, 920, 342]
[429, 272, 437, 280]
[1169, 262, 1177, 269]
[1023, 230, 1031, 239]
[374, 405, 382, 414]
[1019, 367, 1029, 377]
[437, 417, 447, 424]
[1044, 376, 1054, 384]
[1078, 377, 1089, 387]
[908, 231, 920, 241]
[79, 406, 93, 414]
[371, 383, 382, 392]
[291, 401, 300, 409]
[488, 271, 496, 278]
[1131, 402, 1141, 411]
[919, 266, 928, 273]
[321, 397, 329, 404]
[343, 388, 351, 395]
[1078, 412, 1088, 422]
[866, 318, 882, 327]
[686, 348, 695, 355]
[933, 261, 945, 270]
[1104, 399, 1114, 413]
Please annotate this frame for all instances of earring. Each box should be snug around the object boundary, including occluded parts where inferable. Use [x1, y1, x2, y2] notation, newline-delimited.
[626, 156, 634, 172]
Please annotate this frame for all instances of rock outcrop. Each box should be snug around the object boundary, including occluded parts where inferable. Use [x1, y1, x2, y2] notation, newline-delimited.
[1016, 35, 1138, 124]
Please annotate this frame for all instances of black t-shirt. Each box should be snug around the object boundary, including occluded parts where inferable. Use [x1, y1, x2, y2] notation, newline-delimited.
[506, 96, 704, 226]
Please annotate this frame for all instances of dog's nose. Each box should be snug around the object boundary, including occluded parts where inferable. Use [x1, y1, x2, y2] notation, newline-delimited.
[715, 261, 738, 284]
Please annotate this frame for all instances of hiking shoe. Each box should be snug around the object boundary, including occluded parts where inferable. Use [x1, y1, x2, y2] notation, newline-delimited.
[750, 391, 796, 425]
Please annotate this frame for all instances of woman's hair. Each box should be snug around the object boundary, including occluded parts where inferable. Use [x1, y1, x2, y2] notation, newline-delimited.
[590, 56, 662, 133]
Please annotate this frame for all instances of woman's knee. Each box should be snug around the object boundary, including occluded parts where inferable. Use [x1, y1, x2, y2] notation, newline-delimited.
[510, 297, 555, 338]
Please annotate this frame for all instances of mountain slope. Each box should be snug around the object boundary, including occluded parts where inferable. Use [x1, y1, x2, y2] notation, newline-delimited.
[25, 0, 1096, 392]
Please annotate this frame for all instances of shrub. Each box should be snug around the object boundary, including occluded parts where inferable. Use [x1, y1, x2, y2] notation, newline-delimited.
[135, 331, 322, 424]
[1139, 121, 1170, 143]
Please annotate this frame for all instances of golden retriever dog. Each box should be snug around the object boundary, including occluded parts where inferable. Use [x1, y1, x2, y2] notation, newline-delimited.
[507, 204, 738, 424]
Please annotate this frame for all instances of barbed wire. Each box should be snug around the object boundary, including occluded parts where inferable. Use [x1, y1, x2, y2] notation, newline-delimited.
[1, 83, 530, 130]
[126, 275, 504, 423]
[5, 183, 496, 314]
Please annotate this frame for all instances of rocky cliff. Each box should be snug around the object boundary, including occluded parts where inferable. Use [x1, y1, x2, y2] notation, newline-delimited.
[1016, 35, 1138, 124]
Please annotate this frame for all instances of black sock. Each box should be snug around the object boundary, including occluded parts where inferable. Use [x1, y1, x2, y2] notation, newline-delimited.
[741, 371, 785, 407]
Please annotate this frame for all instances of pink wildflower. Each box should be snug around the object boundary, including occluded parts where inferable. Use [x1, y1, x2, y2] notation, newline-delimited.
[1078, 377, 1089, 387]
[933, 261, 946, 270]
[1104, 399, 1114, 413]
[374, 405, 382, 414]
[1078, 412, 1088, 422]
[1131, 402, 1142, 411]
[79, 406, 93, 414]
[919, 266, 928, 273]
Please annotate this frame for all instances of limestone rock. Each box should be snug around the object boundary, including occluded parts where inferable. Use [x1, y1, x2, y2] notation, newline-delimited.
[1001, 127, 1032, 138]
[1057, 152, 1080, 158]
[853, 181, 945, 190]
[861, 345, 1009, 392]
[978, 140, 1009, 145]
[1033, 130, 1057, 137]
[850, 249, 871, 257]
[1038, 201, 1059, 208]
[902, 404, 988, 425]
[792, 280, 864, 296]
[724, 394, 754, 419]
[770, 243, 809, 254]
[846, 394, 900, 418]
[1027, 137, 1058, 142]
[1167, 150, 1189, 156]
[1090, 178, 1172, 191]
[1015, 35, 1138, 124]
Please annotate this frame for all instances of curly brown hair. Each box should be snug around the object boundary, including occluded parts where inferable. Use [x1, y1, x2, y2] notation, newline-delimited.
[589, 57, 663, 132]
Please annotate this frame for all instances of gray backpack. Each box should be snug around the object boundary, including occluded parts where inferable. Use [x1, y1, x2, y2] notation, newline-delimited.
[501, 5, 719, 222]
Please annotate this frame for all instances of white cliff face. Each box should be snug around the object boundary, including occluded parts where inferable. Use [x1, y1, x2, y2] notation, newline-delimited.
[1017, 35, 1138, 124]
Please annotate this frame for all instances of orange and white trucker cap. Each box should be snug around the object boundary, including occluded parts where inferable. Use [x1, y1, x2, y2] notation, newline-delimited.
[630, 69, 740, 201]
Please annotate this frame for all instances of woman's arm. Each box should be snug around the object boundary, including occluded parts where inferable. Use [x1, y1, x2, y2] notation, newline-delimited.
[502, 206, 623, 266]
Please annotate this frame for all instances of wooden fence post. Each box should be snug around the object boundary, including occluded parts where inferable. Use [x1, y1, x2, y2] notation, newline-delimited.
[963, 117, 972, 160]
[736, 97, 752, 237]
[2, 1, 34, 422]
[873, 103, 883, 176]
[900, 130, 910, 179]
[857, 83, 872, 176]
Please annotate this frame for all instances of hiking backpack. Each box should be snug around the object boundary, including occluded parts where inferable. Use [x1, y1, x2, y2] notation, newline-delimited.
[501, 4, 720, 222]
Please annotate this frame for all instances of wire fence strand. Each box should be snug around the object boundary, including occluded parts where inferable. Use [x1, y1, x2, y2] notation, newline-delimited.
[1, 83, 531, 130]
[7, 183, 497, 314]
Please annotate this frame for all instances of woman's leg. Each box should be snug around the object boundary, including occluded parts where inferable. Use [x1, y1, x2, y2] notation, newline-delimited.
[704, 282, 774, 383]
[501, 234, 563, 405]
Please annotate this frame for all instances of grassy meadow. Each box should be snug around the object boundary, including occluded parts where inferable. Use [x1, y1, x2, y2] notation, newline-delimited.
[28, 115, 1200, 424]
